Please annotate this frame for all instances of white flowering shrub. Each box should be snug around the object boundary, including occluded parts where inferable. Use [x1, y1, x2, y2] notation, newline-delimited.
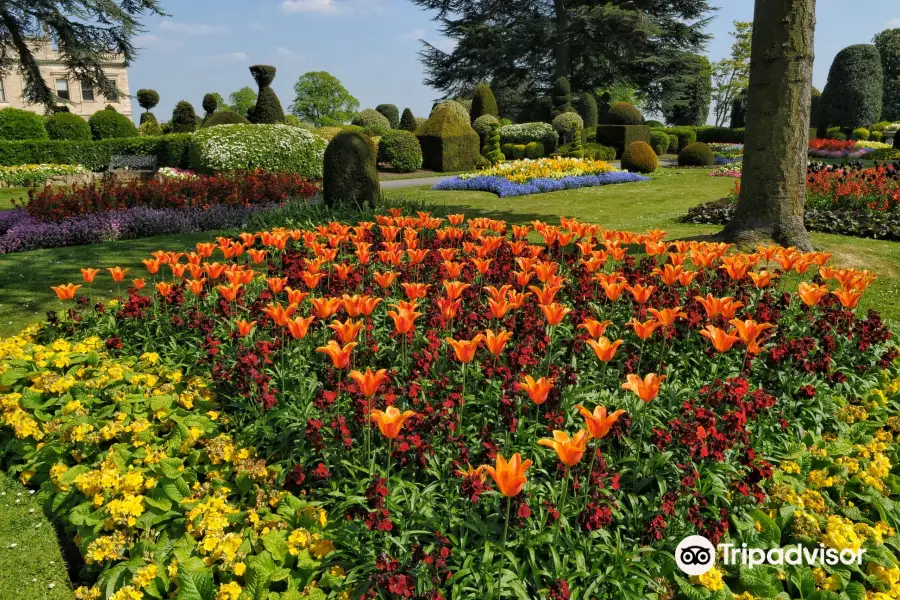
[189, 124, 326, 178]
[498, 122, 559, 153]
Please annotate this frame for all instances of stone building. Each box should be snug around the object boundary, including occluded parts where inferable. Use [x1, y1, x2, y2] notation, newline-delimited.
[0, 37, 132, 119]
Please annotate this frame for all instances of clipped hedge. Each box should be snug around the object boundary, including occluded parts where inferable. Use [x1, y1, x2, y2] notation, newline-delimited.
[416, 104, 480, 172]
[621, 141, 658, 174]
[593, 125, 651, 158]
[44, 112, 92, 141]
[603, 102, 643, 125]
[661, 127, 697, 152]
[324, 130, 379, 209]
[694, 127, 745, 144]
[0, 108, 48, 141]
[498, 122, 558, 154]
[201, 109, 250, 128]
[88, 108, 138, 140]
[0, 135, 193, 170]
[378, 129, 423, 172]
[189, 124, 326, 178]
[650, 131, 670, 156]
[375, 104, 400, 129]
[678, 142, 716, 166]
[582, 143, 617, 161]
[501, 143, 527, 160]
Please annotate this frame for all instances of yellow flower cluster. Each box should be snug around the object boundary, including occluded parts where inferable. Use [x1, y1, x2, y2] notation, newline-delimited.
[460, 157, 618, 184]
[690, 567, 724, 591]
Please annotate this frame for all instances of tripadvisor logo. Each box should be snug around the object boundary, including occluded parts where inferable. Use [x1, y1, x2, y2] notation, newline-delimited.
[675, 535, 866, 576]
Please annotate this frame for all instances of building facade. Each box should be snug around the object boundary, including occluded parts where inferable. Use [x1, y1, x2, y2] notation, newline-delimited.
[0, 38, 132, 119]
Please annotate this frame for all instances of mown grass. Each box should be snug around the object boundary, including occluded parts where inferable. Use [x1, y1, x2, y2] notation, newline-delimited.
[0, 187, 29, 210]
[0, 472, 73, 600]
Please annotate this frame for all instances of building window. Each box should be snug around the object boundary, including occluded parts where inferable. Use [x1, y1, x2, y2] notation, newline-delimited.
[81, 80, 95, 102]
[0, 80, 5, 103]
[55, 79, 70, 101]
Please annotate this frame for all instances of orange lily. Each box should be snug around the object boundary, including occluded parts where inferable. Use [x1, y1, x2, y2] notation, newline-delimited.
[579, 318, 612, 338]
[749, 271, 776, 288]
[310, 297, 342, 319]
[443, 280, 470, 300]
[648, 307, 685, 329]
[370, 406, 417, 439]
[51, 283, 81, 301]
[132, 278, 145, 290]
[349, 368, 390, 397]
[798, 282, 829, 307]
[142, 259, 160, 275]
[437, 297, 461, 320]
[446, 336, 483, 363]
[155, 282, 173, 297]
[628, 283, 655, 304]
[483, 329, 513, 357]
[576, 405, 626, 440]
[267, 277, 288, 294]
[316, 340, 357, 369]
[833, 288, 863, 309]
[538, 430, 590, 466]
[387, 304, 422, 334]
[373, 271, 399, 289]
[622, 373, 665, 402]
[520, 375, 554, 405]
[728, 319, 775, 355]
[626, 318, 661, 340]
[81, 268, 99, 284]
[186, 278, 206, 296]
[401, 282, 431, 300]
[587, 337, 624, 362]
[216, 283, 241, 303]
[329, 318, 363, 344]
[108, 267, 129, 282]
[235, 319, 257, 337]
[540, 302, 571, 326]
[700, 325, 742, 353]
[286, 287, 309, 306]
[481, 453, 532, 497]
[286, 316, 315, 340]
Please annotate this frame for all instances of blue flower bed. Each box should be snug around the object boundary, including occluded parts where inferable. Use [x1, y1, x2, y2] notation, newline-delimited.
[432, 172, 650, 198]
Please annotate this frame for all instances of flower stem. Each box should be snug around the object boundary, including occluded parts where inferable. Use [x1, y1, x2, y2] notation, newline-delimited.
[496, 496, 511, 600]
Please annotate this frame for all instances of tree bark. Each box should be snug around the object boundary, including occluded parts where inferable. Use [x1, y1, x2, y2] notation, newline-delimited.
[720, 0, 815, 251]
[553, 0, 570, 81]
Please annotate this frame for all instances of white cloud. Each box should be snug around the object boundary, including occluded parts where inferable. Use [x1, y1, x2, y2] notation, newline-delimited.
[204, 52, 249, 63]
[159, 19, 228, 35]
[275, 47, 304, 61]
[887, 17, 900, 28]
[280, 0, 341, 13]
[134, 34, 159, 45]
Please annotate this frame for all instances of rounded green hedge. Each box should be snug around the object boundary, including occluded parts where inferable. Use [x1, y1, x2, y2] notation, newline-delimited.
[621, 141, 658, 173]
[471, 83, 499, 121]
[667, 134, 679, 153]
[44, 112, 92, 141]
[378, 130, 423, 172]
[201, 110, 251, 128]
[678, 142, 715, 167]
[429, 100, 470, 124]
[604, 102, 644, 125]
[552, 112, 584, 143]
[324, 130, 379, 209]
[852, 127, 870, 140]
[0, 107, 49, 141]
[353, 109, 391, 132]
[524, 141, 544, 159]
[650, 131, 670, 156]
[375, 104, 400, 129]
[473, 114, 500, 144]
[88, 108, 138, 140]
[189, 124, 326, 178]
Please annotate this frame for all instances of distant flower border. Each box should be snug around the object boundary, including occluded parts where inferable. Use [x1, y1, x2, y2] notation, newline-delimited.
[432, 172, 650, 197]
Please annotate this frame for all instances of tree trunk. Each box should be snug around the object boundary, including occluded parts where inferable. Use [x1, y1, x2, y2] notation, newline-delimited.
[553, 0, 570, 81]
[720, 0, 815, 251]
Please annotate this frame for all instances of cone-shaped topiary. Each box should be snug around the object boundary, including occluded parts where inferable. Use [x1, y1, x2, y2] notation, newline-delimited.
[416, 103, 480, 171]
[171, 101, 198, 133]
[482, 121, 504, 165]
[44, 112, 91, 141]
[247, 65, 286, 124]
[375, 104, 400, 129]
[575, 92, 598, 128]
[604, 102, 644, 125]
[136, 89, 160, 112]
[201, 109, 251, 128]
[677, 142, 715, 166]
[324, 131, 380, 210]
[622, 141, 658, 173]
[399, 108, 417, 132]
[471, 83, 499, 122]
[552, 77, 573, 116]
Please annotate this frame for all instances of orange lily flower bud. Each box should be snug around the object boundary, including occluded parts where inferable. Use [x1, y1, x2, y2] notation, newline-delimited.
[480, 453, 532, 497]
[315, 340, 357, 369]
[622, 373, 665, 402]
[81, 268, 99, 284]
[576, 405, 626, 440]
[370, 406, 417, 439]
[538, 430, 590, 466]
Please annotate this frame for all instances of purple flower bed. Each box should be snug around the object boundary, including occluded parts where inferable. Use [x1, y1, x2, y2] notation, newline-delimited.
[431, 172, 650, 197]
[808, 147, 876, 160]
[0, 204, 278, 254]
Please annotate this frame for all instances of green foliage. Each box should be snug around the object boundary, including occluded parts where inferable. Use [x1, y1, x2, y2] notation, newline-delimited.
[139, 111, 158, 126]
[138, 120, 162, 136]
[661, 54, 712, 126]
[289, 71, 359, 127]
[621, 141, 658, 173]
[576, 92, 599, 129]
[711, 21, 752, 126]
[229, 86, 257, 117]
[820, 44, 884, 131]
[202, 93, 219, 116]
[593, 124, 650, 158]
[809, 86, 822, 128]
[0, 135, 193, 170]
[378, 130, 423, 172]
[189, 124, 325, 177]
[872, 130, 884, 142]
[552, 112, 583, 145]
[430, 100, 470, 123]
[171, 101, 198, 134]
[552, 76, 573, 116]
[873, 28, 900, 121]
[473, 114, 500, 146]
[87, 108, 137, 140]
[604, 102, 644, 125]
[663, 126, 697, 151]
[853, 127, 870, 140]
[324, 131, 380, 209]
[471, 83, 499, 122]
[44, 112, 91, 141]
[399, 108, 418, 132]
[667, 134, 679, 153]
[248, 65, 286, 124]
[352, 109, 391, 136]
[582, 142, 617, 161]
[678, 141, 715, 166]
[730, 88, 748, 128]
[498, 122, 558, 153]
[0, 108, 48, 141]
[200, 110, 250, 128]
[597, 91, 612, 124]
[524, 141, 544, 159]
[480, 121, 504, 165]
[416, 104, 480, 171]
[501, 143, 526, 160]
[376, 104, 400, 129]
[695, 127, 744, 144]
[650, 131, 670, 156]
[136, 88, 160, 111]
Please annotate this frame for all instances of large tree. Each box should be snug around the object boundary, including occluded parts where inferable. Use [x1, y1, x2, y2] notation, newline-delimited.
[228, 87, 257, 117]
[873, 28, 900, 122]
[290, 71, 359, 127]
[0, 1, 163, 108]
[711, 21, 752, 127]
[721, 0, 815, 251]
[660, 53, 712, 126]
[411, 0, 713, 117]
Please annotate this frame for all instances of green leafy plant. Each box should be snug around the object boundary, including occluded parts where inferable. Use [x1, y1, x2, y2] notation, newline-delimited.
[88, 108, 138, 140]
[44, 112, 91, 141]
[189, 124, 325, 177]
[324, 130, 380, 209]
[0, 107, 49, 141]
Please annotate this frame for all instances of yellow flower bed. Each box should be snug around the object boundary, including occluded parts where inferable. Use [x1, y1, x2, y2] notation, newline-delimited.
[0, 327, 341, 600]
[460, 157, 617, 184]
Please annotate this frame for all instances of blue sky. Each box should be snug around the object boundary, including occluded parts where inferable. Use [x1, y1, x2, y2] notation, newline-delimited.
[127, 0, 900, 124]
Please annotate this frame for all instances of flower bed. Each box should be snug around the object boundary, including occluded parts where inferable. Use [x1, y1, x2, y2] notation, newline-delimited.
[157, 166, 199, 180]
[0, 329, 339, 600]
[28, 212, 897, 598]
[807, 138, 893, 160]
[710, 162, 743, 178]
[433, 157, 650, 197]
[0, 163, 89, 187]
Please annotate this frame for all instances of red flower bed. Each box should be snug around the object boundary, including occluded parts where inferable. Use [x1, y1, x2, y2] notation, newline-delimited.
[807, 138, 857, 152]
[21, 170, 320, 222]
[806, 162, 900, 212]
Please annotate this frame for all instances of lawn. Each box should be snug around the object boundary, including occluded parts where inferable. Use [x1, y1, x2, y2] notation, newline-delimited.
[0, 187, 29, 210]
[0, 472, 73, 600]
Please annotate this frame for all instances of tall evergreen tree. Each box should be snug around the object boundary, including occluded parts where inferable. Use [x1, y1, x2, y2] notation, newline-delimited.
[873, 28, 900, 122]
[661, 54, 712, 126]
[411, 0, 713, 118]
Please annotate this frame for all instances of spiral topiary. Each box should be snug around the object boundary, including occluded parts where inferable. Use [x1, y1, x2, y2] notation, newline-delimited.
[482, 121, 504, 165]
[677, 142, 715, 167]
[473, 114, 500, 145]
[324, 131, 380, 210]
[247, 65, 285, 124]
[621, 141, 658, 173]
[552, 77, 573, 116]
[604, 102, 644, 125]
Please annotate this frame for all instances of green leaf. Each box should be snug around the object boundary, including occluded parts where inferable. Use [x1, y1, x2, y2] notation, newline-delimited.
[261, 530, 290, 564]
[739, 565, 781, 597]
[0, 366, 30, 386]
[175, 567, 215, 600]
[246, 552, 278, 600]
[844, 581, 866, 600]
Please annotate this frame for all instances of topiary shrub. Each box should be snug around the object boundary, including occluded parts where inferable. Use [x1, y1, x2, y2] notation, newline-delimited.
[809, 86, 822, 129]
[665, 127, 697, 151]
[678, 142, 715, 167]
[189, 124, 326, 178]
[501, 143, 527, 160]
[136, 89, 160, 112]
[582, 143, 617, 161]
[314, 126, 344, 142]
[247, 65, 286, 124]
[819, 44, 884, 131]
[644, 120, 665, 129]
[323, 131, 379, 210]
[201, 110, 250, 128]
[524, 141, 544, 159]
[621, 141, 658, 173]
[730, 89, 748, 128]
[872, 131, 884, 142]
[139, 120, 163, 136]
[88, 108, 138, 140]
[826, 126, 843, 140]
[378, 130, 423, 172]
[481, 121, 504, 165]
[430, 100, 470, 123]
[171, 101, 198, 133]
[552, 77, 573, 116]
[668, 134, 679, 153]
[575, 92, 598, 129]
[416, 104, 480, 172]
[565, 129, 584, 158]
[471, 83, 499, 121]
[852, 127, 870, 140]
[0, 107, 49, 141]
[44, 112, 91, 141]
[597, 92, 612, 124]
[498, 122, 558, 154]
[603, 102, 644, 125]
[202, 93, 219, 117]
[593, 125, 651, 158]
[140, 112, 158, 127]
[473, 114, 500, 146]
[415, 117, 428, 129]
[352, 109, 391, 135]
[376, 104, 400, 129]
[400, 108, 417, 132]
[650, 131, 670, 156]
[552, 112, 584, 146]
[661, 54, 712, 126]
